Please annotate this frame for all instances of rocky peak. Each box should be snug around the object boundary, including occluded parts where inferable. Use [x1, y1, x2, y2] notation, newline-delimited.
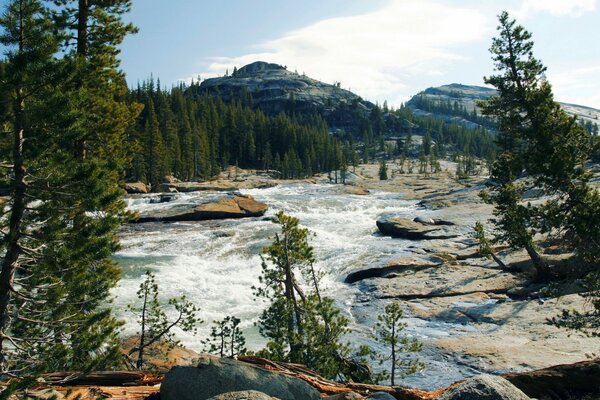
[192, 61, 375, 134]
[236, 61, 287, 75]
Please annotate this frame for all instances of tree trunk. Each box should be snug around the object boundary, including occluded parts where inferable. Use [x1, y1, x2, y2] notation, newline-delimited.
[0, 2, 27, 368]
[136, 285, 148, 369]
[282, 236, 303, 362]
[76, 0, 88, 159]
[525, 243, 551, 280]
[391, 324, 396, 386]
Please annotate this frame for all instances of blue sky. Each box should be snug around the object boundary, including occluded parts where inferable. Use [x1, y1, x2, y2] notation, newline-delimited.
[2, 0, 599, 108]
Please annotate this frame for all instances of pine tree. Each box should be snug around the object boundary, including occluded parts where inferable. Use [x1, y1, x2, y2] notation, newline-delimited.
[379, 160, 388, 180]
[254, 212, 353, 379]
[479, 11, 600, 277]
[127, 271, 200, 370]
[0, 0, 141, 377]
[204, 316, 247, 358]
[358, 303, 423, 385]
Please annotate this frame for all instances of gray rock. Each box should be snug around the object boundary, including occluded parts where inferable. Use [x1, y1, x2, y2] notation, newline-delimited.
[376, 216, 458, 240]
[413, 216, 436, 225]
[437, 374, 531, 400]
[365, 392, 396, 400]
[207, 390, 280, 400]
[160, 355, 321, 400]
[325, 392, 364, 400]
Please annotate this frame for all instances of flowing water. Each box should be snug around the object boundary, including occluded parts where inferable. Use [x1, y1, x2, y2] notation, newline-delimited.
[115, 183, 480, 389]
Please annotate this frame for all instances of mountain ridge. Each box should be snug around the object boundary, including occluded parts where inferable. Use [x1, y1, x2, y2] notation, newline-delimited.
[407, 83, 600, 133]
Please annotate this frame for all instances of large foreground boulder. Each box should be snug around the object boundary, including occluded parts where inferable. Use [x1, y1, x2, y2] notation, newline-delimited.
[376, 216, 457, 240]
[437, 375, 530, 400]
[160, 355, 321, 400]
[207, 391, 279, 400]
[135, 195, 268, 222]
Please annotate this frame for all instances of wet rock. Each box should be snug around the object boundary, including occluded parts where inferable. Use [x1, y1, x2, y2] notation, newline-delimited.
[437, 374, 530, 400]
[135, 195, 268, 223]
[207, 390, 280, 400]
[348, 186, 370, 195]
[122, 181, 150, 194]
[345, 262, 438, 284]
[376, 216, 458, 240]
[161, 355, 321, 400]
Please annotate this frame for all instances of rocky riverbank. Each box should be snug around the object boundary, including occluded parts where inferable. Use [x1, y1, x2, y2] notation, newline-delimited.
[335, 161, 600, 375]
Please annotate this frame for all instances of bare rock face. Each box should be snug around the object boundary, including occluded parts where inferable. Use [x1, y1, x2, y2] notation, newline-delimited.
[437, 375, 531, 400]
[161, 355, 321, 400]
[122, 181, 150, 194]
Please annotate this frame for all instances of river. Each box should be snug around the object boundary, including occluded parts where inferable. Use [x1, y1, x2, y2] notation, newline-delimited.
[115, 183, 481, 389]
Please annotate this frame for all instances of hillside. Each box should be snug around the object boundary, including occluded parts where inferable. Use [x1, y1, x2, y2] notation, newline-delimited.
[190, 61, 375, 133]
[407, 83, 600, 133]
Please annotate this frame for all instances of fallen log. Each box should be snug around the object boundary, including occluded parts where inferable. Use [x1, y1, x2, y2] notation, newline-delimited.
[238, 356, 446, 400]
[503, 358, 600, 400]
[43, 371, 163, 386]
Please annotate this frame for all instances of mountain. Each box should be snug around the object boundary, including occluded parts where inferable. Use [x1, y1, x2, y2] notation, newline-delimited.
[407, 83, 600, 133]
[191, 61, 375, 133]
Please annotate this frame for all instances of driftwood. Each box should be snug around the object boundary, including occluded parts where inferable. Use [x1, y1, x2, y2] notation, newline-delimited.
[503, 358, 600, 400]
[43, 371, 163, 386]
[238, 356, 446, 400]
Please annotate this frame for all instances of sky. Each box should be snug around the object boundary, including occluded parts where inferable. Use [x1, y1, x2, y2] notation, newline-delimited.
[3, 0, 599, 108]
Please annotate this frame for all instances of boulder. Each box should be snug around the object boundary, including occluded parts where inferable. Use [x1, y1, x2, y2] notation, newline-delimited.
[376, 217, 457, 240]
[163, 175, 181, 184]
[325, 392, 364, 400]
[207, 390, 280, 400]
[122, 181, 150, 194]
[437, 375, 531, 400]
[135, 195, 268, 223]
[413, 216, 435, 225]
[348, 186, 370, 196]
[365, 393, 396, 400]
[160, 355, 321, 400]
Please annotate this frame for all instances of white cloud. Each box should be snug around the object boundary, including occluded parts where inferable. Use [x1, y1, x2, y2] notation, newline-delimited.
[514, 0, 596, 18]
[548, 64, 600, 109]
[194, 0, 490, 106]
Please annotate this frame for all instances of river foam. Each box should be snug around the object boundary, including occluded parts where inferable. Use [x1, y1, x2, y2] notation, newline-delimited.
[115, 183, 476, 389]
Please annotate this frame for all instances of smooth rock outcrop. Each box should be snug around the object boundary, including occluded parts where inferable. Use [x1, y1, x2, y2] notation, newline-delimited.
[376, 216, 457, 240]
[436, 375, 530, 400]
[122, 181, 150, 194]
[160, 355, 321, 400]
[207, 390, 280, 400]
[135, 195, 268, 222]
